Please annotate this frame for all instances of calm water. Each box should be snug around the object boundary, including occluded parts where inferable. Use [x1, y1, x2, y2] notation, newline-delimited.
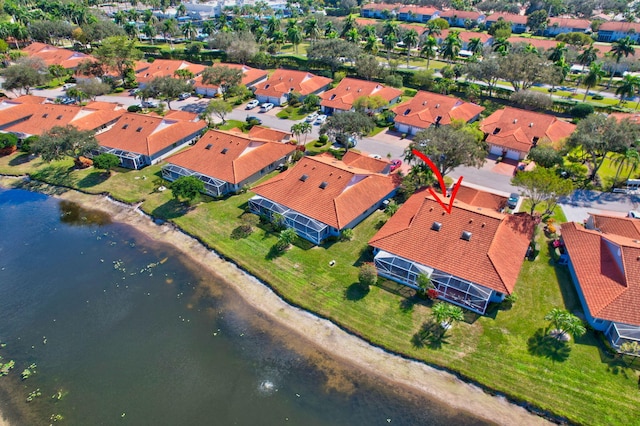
[0, 188, 490, 426]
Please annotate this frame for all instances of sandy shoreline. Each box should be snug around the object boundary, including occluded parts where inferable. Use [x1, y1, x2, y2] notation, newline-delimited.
[0, 181, 552, 425]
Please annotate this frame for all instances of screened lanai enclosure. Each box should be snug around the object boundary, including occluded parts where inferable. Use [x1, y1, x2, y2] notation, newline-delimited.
[100, 147, 146, 170]
[373, 250, 494, 314]
[248, 195, 334, 244]
[606, 322, 640, 348]
[162, 164, 227, 197]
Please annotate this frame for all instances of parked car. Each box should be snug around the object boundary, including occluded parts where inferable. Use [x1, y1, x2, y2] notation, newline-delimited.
[369, 154, 382, 159]
[141, 100, 158, 108]
[314, 114, 327, 125]
[178, 92, 191, 101]
[628, 211, 640, 219]
[129, 88, 140, 96]
[390, 159, 402, 171]
[62, 83, 76, 90]
[246, 100, 260, 109]
[335, 133, 356, 147]
[260, 102, 274, 112]
[507, 193, 520, 209]
[59, 97, 76, 105]
[305, 112, 319, 122]
[246, 115, 263, 125]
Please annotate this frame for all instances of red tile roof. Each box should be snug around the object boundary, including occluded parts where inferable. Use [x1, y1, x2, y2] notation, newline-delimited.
[398, 6, 440, 16]
[548, 17, 591, 30]
[486, 12, 528, 25]
[439, 9, 482, 20]
[22, 42, 95, 69]
[134, 59, 206, 84]
[342, 150, 390, 173]
[6, 95, 48, 104]
[165, 129, 296, 184]
[247, 125, 292, 142]
[96, 113, 206, 156]
[480, 107, 576, 153]
[609, 112, 640, 125]
[254, 69, 332, 99]
[369, 189, 535, 294]
[0, 104, 124, 136]
[321, 78, 402, 112]
[149, 110, 199, 121]
[454, 185, 507, 211]
[83, 101, 121, 110]
[440, 29, 491, 44]
[192, 63, 268, 90]
[355, 18, 379, 27]
[589, 213, 640, 239]
[252, 153, 401, 229]
[391, 91, 484, 129]
[561, 222, 640, 326]
[362, 3, 402, 11]
[598, 21, 640, 33]
[507, 37, 561, 51]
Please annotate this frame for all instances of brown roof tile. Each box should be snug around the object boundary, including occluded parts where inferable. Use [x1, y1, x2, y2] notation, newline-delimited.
[342, 150, 390, 173]
[254, 69, 332, 99]
[548, 17, 591, 29]
[589, 213, 640, 239]
[392, 91, 484, 129]
[599, 21, 640, 33]
[135, 59, 206, 84]
[247, 125, 292, 142]
[369, 190, 535, 293]
[320, 78, 402, 112]
[252, 153, 401, 229]
[486, 12, 528, 24]
[22, 42, 95, 69]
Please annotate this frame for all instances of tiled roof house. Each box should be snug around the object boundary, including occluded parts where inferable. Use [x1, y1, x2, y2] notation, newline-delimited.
[320, 78, 402, 115]
[479, 107, 576, 160]
[485, 12, 528, 33]
[193, 63, 268, 97]
[597, 21, 640, 43]
[391, 91, 484, 135]
[134, 59, 206, 87]
[397, 6, 440, 23]
[96, 113, 206, 169]
[162, 128, 296, 196]
[544, 17, 592, 37]
[369, 188, 535, 314]
[561, 214, 640, 348]
[361, 3, 402, 19]
[254, 69, 332, 106]
[249, 152, 401, 244]
[22, 42, 95, 69]
[439, 9, 485, 28]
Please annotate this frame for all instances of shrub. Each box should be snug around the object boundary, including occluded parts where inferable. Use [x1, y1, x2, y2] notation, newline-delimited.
[20, 135, 39, 153]
[127, 105, 142, 112]
[341, 228, 354, 241]
[570, 103, 594, 118]
[384, 74, 403, 88]
[113, 87, 125, 93]
[231, 224, 253, 239]
[358, 263, 378, 288]
[319, 134, 328, 144]
[403, 88, 417, 97]
[426, 288, 439, 300]
[509, 90, 553, 111]
[241, 213, 260, 227]
[591, 94, 604, 100]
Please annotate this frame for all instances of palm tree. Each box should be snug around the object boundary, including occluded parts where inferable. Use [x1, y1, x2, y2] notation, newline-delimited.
[345, 27, 360, 44]
[10, 23, 29, 50]
[324, 21, 335, 38]
[420, 35, 438, 69]
[544, 308, 586, 341]
[431, 302, 464, 330]
[364, 35, 379, 55]
[162, 18, 178, 49]
[267, 15, 280, 37]
[612, 148, 640, 184]
[201, 20, 215, 37]
[577, 45, 599, 66]
[124, 22, 139, 40]
[382, 32, 397, 63]
[467, 37, 483, 57]
[582, 62, 606, 101]
[608, 36, 635, 88]
[181, 22, 197, 41]
[524, 43, 539, 55]
[402, 29, 419, 67]
[616, 74, 640, 106]
[303, 17, 320, 40]
[361, 25, 376, 39]
[142, 23, 157, 44]
[382, 20, 399, 38]
[425, 20, 442, 37]
[492, 37, 510, 56]
[439, 31, 462, 63]
[548, 42, 568, 62]
[287, 26, 302, 54]
[341, 14, 357, 38]
[232, 17, 247, 32]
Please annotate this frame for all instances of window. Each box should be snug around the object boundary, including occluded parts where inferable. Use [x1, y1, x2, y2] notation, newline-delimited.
[136, 127, 143, 132]
[300, 174, 309, 181]
[221, 148, 228, 154]
[493, 128, 501, 135]
[122, 124, 129, 129]
[461, 231, 472, 241]
[56, 115, 63, 120]
[319, 181, 328, 189]
[42, 113, 48, 118]
[431, 221, 442, 231]
[205, 144, 212, 150]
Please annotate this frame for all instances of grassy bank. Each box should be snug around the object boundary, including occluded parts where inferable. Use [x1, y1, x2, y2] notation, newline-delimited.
[1, 152, 638, 425]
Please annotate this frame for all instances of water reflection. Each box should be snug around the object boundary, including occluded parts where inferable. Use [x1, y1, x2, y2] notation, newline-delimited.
[58, 200, 112, 226]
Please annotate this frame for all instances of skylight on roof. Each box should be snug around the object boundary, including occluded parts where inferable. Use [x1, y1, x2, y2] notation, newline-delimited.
[56, 115, 63, 120]
[403, 108, 411, 116]
[122, 124, 129, 129]
[431, 221, 442, 231]
[136, 127, 143, 132]
[319, 181, 328, 189]
[42, 113, 48, 118]
[221, 148, 228, 154]
[461, 231, 472, 241]
[205, 144, 212, 150]
[300, 174, 308, 182]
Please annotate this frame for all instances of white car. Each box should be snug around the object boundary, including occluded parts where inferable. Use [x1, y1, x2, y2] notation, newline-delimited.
[260, 102, 274, 112]
[246, 100, 260, 109]
[62, 83, 76, 90]
[305, 112, 319, 122]
[314, 114, 327, 125]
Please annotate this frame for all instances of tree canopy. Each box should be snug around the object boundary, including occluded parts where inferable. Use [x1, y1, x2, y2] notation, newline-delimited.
[142, 76, 193, 110]
[511, 166, 574, 215]
[31, 125, 99, 162]
[1, 57, 50, 95]
[201, 66, 243, 100]
[170, 175, 204, 204]
[307, 39, 362, 75]
[319, 111, 375, 144]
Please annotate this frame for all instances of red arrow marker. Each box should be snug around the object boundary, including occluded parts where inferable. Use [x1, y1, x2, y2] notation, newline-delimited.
[412, 149, 463, 214]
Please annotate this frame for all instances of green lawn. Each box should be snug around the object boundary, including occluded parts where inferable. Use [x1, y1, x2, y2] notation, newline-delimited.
[275, 105, 311, 120]
[0, 152, 638, 425]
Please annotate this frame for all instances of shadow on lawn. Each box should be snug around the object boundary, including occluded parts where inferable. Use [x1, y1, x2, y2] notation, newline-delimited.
[527, 327, 571, 362]
[344, 282, 369, 301]
[77, 171, 109, 188]
[151, 198, 192, 220]
[8, 153, 32, 166]
[412, 320, 449, 350]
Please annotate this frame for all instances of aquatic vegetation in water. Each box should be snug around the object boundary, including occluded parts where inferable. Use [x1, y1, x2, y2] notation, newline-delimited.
[51, 389, 67, 401]
[21, 363, 37, 380]
[0, 360, 15, 376]
[50, 414, 64, 423]
[26, 388, 42, 402]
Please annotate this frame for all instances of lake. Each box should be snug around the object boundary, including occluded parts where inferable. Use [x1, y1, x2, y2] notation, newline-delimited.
[0, 188, 490, 425]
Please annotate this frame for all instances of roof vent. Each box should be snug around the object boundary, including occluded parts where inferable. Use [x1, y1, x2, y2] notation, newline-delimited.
[513, 119, 518, 124]
[461, 231, 472, 241]
[435, 103, 440, 108]
[529, 122, 534, 127]
[264, 84, 270, 89]
[482, 222, 486, 227]
[435, 116, 442, 123]
[205, 144, 212, 150]
[319, 181, 328, 189]
[221, 148, 228, 154]
[300, 174, 308, 182]
[122, 124, 129, 129]
[136, 127, 143, 132]
[422, 101, 427, 106]
[431, 221, 442, 231]
[469, 219, 473, 223]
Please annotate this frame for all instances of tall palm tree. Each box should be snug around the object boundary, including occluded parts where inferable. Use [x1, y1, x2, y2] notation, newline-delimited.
[440, 31, 462, 63]
[142, 23, 157, 44]
[612, 148, 640, 184]
[201, 20, 215, 37]
[492, 37, 510, 56]
[303, 17, 320, 40]
[162, 18, 178, 49]
[608, 36, 635, 88]
[267, 15, 280, 37]
[382, 32, 397, 63]
[181, 22, 197, 41]
[616, 74, 640, 106]
[402, 29, 419, 67]
[361, 25, 376, 39]
[420, 35, 438, 69]
[364, 35, 379, 54]
[345, 27, 360, 44]
[382, 20, 399, 38]
[232, 17, 247, 32]
[323, 21, 335, 38]
[341, 14, 357, 38]
[287, 26, 302, 54]
[577, 45, 599, 66]
[582, 62, 606, 101]
[547, 42, 568, 62]
[425, 20, 442, 37]
[467, 37, 483, 57]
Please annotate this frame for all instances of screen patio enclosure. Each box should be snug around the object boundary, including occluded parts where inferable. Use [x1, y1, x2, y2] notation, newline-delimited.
[100, 147, 145, 170]
[162, 164, 227, 197]
[248, 195, 331, 244]
[606, 322, 640, 348]
[374, 250, 493, 314]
